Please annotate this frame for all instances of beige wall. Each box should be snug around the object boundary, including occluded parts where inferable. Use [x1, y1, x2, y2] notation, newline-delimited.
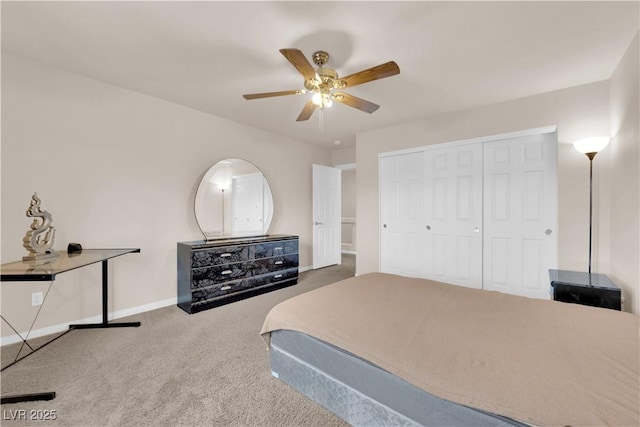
[331, 146, 356, 166]
[607, 33, 639, 313]
[1, 53, 331, 341]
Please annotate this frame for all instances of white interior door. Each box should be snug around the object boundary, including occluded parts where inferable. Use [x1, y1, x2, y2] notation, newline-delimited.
[423, 144, 483, 288]
[231, 173, 264, 234]
[313, 164, 341, 269]
[380, 152, 424, 278]
[483, 132, 558, 299]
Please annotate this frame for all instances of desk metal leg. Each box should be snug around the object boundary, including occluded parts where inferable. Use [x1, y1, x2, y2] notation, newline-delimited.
[1, 329, 72, 372]
[1, 392, 56, 404]
[69, 260, 141, 329]
[0, 315, 35, 353]
[0, 329, 69, 403]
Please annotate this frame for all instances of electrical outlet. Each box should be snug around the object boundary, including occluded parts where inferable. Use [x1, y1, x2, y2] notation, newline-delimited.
[31, 292, 43, 306]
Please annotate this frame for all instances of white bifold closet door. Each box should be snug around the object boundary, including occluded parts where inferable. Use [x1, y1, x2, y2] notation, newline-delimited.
[483, 133, 558, 299]
[379, 152, 424, 278]
[423, 143, 483, 289]
[380, 130, 557, 299]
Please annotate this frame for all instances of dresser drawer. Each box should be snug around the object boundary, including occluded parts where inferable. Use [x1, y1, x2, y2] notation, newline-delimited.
[191, 244, 251, 268]
[254, 268, 298, 287]
[252, 254, 299, 276]
[191, 278, 254, 304]
[254, 240, 298, 259]
[191, 263, 251, 288]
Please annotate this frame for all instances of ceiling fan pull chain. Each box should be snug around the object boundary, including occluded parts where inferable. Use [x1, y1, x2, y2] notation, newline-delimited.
[319, 108, 324, 131]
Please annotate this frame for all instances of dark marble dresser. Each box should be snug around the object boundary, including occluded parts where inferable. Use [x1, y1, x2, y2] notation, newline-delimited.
[177, 235, 299, 314]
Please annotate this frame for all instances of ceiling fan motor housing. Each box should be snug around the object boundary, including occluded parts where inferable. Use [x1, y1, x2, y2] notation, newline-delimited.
[304, 70, 345, 93]
[312, 51, 329, 66]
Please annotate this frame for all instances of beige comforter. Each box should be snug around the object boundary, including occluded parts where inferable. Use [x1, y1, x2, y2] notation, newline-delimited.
[260, 273, 640, 427]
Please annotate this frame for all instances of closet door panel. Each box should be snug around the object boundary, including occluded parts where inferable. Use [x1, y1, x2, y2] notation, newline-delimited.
[456, 235, 474, 282]
[488, 237, 510, 287]
[483, 133, 557, 299]
[522, 238, 543, 292]
[380, 152, 424, 278]
[423, 144, 482, 288]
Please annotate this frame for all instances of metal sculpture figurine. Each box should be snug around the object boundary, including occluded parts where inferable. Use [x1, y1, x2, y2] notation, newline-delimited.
[22, 193, 59, 261]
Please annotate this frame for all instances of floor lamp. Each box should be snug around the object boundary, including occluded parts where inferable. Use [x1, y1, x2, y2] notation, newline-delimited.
[572, 137, 610, 274]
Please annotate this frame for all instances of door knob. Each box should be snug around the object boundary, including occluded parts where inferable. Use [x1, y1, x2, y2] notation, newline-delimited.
[545, 229, 552, 235]
[474, 227, 480, 233]
[426, 225, 431, 230]
[314, 221, 323, 225]
[383, 224, 387, 228]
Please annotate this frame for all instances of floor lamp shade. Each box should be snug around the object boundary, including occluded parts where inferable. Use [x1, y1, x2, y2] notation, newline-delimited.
[573, 137, 610, 155]
[573, 137, 609, 274]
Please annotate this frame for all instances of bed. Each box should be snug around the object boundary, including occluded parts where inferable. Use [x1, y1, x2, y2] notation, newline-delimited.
[260, 273, 640, 426]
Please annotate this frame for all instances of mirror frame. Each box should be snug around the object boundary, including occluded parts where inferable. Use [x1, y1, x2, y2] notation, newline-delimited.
[194, 158, 274, 240]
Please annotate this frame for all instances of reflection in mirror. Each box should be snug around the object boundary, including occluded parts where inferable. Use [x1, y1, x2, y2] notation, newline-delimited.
[194, 159, 273, 240]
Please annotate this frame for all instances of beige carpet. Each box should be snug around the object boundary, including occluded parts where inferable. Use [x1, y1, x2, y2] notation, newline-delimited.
[0, 256, 355, 427]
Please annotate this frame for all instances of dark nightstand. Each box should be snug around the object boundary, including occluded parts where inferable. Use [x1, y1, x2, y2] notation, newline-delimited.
[549, 269, 621, 311]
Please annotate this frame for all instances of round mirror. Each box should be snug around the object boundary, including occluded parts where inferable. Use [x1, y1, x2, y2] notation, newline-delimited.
[194, 159, 274, 240]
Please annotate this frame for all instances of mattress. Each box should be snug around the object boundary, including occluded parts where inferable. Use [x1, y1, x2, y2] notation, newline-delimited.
[261, 273, 640, 426]
[270, 329, 529, 426]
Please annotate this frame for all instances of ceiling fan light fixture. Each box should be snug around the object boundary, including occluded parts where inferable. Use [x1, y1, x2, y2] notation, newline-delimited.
[312, 92, 333, 109]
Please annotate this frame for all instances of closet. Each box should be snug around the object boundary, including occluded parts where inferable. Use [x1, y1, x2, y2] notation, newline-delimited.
[380, 128, 558, 299]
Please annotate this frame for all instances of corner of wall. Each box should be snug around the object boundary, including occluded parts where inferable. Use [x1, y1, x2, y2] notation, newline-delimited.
[607, 32, 640, 314]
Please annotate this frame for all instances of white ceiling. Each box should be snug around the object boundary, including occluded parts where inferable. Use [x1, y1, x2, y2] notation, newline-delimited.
[2, 1, 638, 149]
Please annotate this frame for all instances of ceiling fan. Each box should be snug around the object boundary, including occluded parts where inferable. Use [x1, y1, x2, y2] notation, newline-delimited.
[243, 49, 400, 121]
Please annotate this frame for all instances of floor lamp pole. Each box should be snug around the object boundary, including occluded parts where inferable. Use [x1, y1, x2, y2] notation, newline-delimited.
[586, 152, 596, 274]
[573, 136, 609, 277]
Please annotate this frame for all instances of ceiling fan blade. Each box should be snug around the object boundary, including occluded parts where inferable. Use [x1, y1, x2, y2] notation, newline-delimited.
[333, 92, 380, 113]
[340, 61, 400, 88]
[296, 100, 317, 121]
[243, 89, 303, 100]
[280, 48, 318, 82]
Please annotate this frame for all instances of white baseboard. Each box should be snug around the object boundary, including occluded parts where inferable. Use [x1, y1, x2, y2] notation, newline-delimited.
[1, 297, 177, 347]
[299, 265, 312, 273]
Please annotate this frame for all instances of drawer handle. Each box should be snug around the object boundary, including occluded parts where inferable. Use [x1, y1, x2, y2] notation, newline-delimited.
[275, 261, 283, 265]
[274, 247, 283, 250]
[220, 285, 231, 291]
[221, 270, 233, 275]
[220, 253, 232, 258]
[274, 274, 283, 279]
